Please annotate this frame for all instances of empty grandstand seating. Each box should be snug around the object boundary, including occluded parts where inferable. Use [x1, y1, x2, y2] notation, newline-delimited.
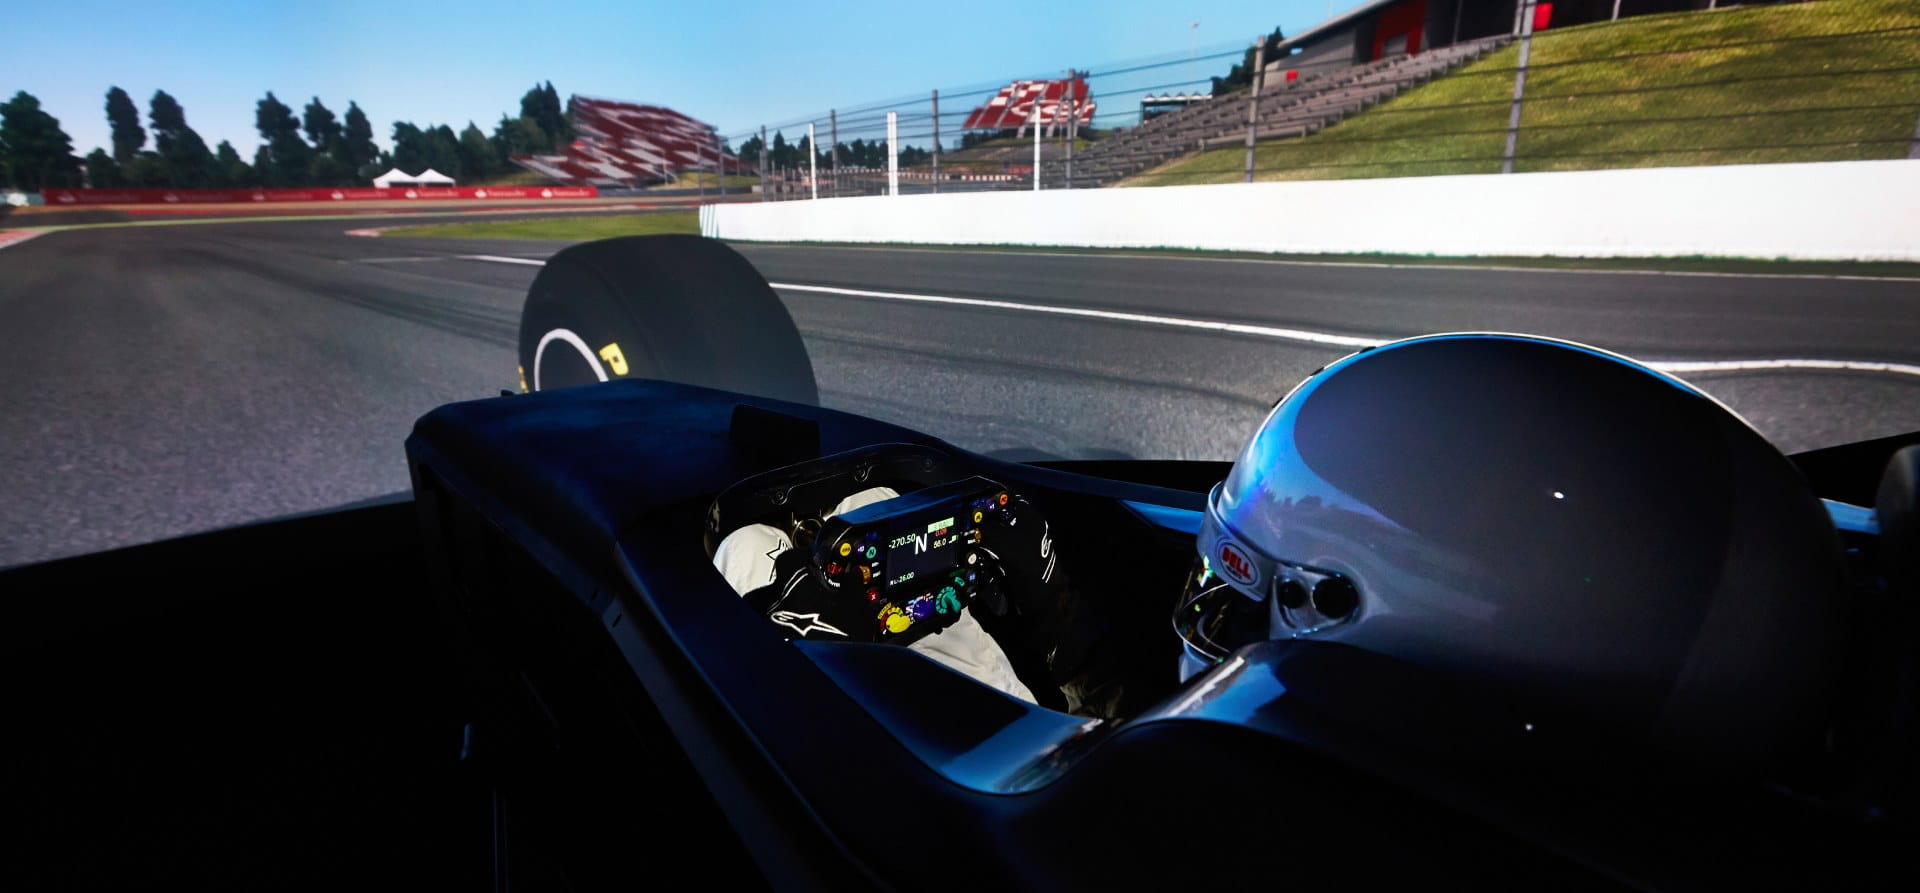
[1041, 36, 1509, 187]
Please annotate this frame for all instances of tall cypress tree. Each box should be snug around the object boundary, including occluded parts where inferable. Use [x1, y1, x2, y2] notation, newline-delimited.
[301, 97, 351, 185]
[390, 122, 426, 173]
[148, 90, 217, 186]
[518, 82, 568, 150]
[457, 122, 495, 181]
[341, 101, 378, 175]
[302, 97, 342, 151]
[254, 92, 310, 186]
[427, 124, 461, 177]
[543, 82, 569, 142]
[104, 86, 145, 163]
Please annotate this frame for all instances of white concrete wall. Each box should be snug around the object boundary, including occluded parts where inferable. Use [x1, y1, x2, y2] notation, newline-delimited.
[703, 159, 1920, 261]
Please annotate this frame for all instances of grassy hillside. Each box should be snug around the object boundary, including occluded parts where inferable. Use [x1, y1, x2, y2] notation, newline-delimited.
[1133, 0, 1920, 184]
[941, 134, 1101, 165]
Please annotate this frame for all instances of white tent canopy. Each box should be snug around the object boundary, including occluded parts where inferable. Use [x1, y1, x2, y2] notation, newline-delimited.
[371, 168, 456, 187]
[370, 167, 416, 188]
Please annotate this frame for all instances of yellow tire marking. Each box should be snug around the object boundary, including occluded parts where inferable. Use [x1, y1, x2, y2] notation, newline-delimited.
[598, 342, 630, 376]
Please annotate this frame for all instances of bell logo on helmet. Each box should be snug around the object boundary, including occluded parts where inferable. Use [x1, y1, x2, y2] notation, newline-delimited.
[1217, 541, 1258, 587]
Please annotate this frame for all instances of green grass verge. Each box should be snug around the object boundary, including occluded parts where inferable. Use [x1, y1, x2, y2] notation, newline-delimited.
[383, 210, 699, 240]
[1134, 0, 1920, 185]
[648, 172, 758, 189]
[475, 170, 558, 186]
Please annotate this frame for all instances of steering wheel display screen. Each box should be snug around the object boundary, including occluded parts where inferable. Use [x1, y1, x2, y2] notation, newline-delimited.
[885, 514, 962, 591]
[813, 477, 1016, 643]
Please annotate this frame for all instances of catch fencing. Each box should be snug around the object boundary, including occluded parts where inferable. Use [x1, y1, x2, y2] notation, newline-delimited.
[725, 1, 1920, 199]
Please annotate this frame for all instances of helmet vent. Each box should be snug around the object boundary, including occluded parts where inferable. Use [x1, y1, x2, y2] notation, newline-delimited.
[1311, 577, 1359, 619]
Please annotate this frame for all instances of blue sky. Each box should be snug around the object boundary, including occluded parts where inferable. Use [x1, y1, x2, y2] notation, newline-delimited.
[3, 0, 1355, 157]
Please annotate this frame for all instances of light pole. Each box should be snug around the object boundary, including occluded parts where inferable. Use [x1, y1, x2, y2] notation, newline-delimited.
[1189, 21, 1200, 90]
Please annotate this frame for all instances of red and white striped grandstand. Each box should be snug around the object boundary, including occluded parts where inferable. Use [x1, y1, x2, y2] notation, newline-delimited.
[963, 79, 1095, 136]
[511, 96, 734, 187]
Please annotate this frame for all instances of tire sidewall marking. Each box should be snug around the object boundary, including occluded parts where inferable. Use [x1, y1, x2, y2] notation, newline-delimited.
[533, 326, 609, 391]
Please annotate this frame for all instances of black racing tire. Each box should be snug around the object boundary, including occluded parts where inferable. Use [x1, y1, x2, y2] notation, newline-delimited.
[516, 234, 818, 405]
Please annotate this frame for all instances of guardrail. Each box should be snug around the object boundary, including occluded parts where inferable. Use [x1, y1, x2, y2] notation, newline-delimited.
[704, 158, 1920, 262]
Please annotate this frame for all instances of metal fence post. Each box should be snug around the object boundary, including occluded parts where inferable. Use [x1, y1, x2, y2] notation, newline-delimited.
[829, 110, 839, 198]
[1502, 0, 1536, 175]
[887, 111, 899, 196]
[808, 123, 818, 199]
[1245, 37, 1267, 183]
[1032, 104, 1042, 191]
[1065, 71, 1078, 189]
[759, 125, 769, 200]
[1065, 107, 1074, 188]
[931, 90, 941, 194]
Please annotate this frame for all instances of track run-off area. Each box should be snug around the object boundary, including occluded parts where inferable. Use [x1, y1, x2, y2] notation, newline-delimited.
[3, 211, 1917, 566]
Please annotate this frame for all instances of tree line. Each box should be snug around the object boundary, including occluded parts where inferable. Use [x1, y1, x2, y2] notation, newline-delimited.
[735, 131, 933, 171]
[1212, 27, 1288, 96]
[0, 82, 574, 190]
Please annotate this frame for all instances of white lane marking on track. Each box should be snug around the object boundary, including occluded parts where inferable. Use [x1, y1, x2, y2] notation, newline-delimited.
[1648, 358, 1920, 378]
[771, 282, 1383, 348]
[778, 282, 1920, 379]
[737, 243, 1920, 284]
[450, 255, 1920, 380]
[462, 254, 549, 266]
[353, 255, 470, 264]
[347, 253, 552, 264]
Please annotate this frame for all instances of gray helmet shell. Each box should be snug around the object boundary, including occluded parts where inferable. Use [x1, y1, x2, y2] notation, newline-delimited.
[1192, 334, 1848, 769]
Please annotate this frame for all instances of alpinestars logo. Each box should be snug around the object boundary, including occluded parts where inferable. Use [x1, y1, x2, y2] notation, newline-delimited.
[770, 611, 847, 638]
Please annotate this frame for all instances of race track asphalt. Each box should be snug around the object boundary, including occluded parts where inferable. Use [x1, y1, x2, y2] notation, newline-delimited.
[3, 212, 1917, 566]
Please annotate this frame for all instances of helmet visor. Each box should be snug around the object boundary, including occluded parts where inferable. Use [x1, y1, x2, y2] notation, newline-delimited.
[1174, 558, 1270, 671]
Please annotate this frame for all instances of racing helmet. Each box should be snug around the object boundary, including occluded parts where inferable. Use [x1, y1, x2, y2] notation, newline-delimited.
[1175, 334, 1850, 768]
